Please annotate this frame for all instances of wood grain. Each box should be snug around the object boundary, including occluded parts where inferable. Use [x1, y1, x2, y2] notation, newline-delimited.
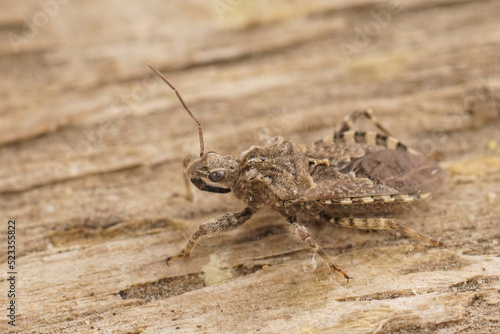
[1, 0, 499, 333]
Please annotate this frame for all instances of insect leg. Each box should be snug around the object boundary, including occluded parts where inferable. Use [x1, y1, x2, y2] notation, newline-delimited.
[288, 217, 351, 281]
[183, 154, 199, 201]
[166, 207, 256, 264]
[337, 109, 392, 136]
[322, 215, 443, 247]
[313, 110, 418, 153]
[332, 110, 419, 154]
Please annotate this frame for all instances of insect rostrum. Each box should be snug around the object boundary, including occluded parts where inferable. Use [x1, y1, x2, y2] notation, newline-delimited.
[148, 64, 448, 281]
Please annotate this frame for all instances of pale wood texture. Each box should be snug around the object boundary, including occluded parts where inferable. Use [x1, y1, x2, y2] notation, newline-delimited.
[1, 0, 500, 333]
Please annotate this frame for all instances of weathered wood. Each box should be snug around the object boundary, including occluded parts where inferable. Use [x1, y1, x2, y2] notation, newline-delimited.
[1, 0, 499, 333]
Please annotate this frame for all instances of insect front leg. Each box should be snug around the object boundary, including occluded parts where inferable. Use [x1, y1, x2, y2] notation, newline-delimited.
[288, 217, 351, 281]
[182, 154, 199, 202]
[166, 207, 256, 264]
[321, 214, 443, 247]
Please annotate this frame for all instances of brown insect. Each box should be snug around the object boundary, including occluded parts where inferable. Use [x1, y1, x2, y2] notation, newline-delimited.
[148, 64, 448, 281]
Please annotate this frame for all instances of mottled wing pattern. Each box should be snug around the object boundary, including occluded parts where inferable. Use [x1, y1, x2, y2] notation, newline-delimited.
[297, 143, 447, 207]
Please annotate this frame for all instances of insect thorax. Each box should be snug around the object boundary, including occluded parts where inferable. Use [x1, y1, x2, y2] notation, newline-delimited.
[232, 136, 315, 208]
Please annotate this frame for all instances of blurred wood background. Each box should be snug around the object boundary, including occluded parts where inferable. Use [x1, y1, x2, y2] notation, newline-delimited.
[1, 0, 500, 333]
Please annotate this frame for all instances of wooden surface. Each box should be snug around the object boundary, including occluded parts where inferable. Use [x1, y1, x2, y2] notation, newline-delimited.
[1, 0, 500, 333]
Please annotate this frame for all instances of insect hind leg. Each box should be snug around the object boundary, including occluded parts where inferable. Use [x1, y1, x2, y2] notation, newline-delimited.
[337, 109, 392, 136]
[321, 214, 443, 247]
[331, 109, 419, 154]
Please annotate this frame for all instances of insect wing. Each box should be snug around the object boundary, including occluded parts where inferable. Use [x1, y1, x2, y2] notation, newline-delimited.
[339, 150, 448, 194]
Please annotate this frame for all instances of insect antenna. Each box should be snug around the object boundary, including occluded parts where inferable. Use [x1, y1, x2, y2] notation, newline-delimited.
[147, 64, 205, 157]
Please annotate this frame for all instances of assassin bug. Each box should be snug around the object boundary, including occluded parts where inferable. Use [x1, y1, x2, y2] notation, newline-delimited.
[148, 64, 447, 281]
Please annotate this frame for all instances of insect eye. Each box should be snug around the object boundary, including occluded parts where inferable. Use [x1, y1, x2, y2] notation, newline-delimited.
[208, 170, 226, 183]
